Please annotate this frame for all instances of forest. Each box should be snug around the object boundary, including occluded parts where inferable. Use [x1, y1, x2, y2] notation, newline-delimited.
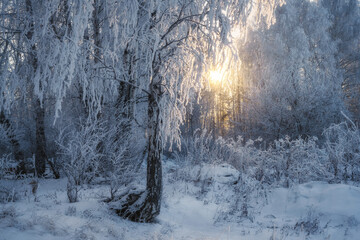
[0, 0, 360, 239]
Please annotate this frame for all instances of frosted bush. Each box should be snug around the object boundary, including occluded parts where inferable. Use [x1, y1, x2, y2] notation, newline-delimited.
[263, 136, 330, 187]
[294, 207, 321, 236]
[101, 120, 139, 201]
[57, 119, 107, 202]
[324, 119, 360, 182]
[183, 129, 216, 164]
[184, 129, 341, 188]
[0, 206, 16, 219]
[185, 129, 263, 168]
[65, 206, 76, 216]
[0, 187, 18, 203]
[0, 154, 18, 179]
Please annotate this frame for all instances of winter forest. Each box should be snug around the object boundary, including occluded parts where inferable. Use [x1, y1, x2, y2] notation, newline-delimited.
[0, 0, 360, 239]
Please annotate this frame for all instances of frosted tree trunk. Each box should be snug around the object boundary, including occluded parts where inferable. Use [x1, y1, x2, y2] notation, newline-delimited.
[25, 0, 47, 177]
[145, 85, 162, 219]
[116, 47, 136, 132]
[92, 0, 101, 66]
[35, 99, 47, 177]
[114, 83, 162, 222]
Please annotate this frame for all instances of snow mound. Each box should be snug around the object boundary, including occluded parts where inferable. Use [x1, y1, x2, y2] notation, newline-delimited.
[189, 163, 240, 185]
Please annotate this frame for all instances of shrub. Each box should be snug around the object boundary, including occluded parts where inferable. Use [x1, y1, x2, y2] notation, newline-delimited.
[57, 119, 107, 202]
[183, 129, 339, 188]
[263, 136, 330, 187]
[323, 118, 360, 182]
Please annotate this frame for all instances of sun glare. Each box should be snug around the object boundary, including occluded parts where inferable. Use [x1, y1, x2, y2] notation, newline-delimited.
[209, 69, 223, 84]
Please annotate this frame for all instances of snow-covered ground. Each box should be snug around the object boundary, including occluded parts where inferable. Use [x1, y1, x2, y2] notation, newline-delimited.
[1, 161, 360, 240]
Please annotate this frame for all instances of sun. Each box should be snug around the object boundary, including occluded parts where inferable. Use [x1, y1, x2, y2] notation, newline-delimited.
[209, 69, 223, 84]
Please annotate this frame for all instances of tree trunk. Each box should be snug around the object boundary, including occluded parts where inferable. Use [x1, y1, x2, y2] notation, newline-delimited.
[35, 99, 47, 177]
[144, 88, 162, 219]
[116, 44, 136, 126]
[113, 85, 162, 223]
[114, 46, 136, 166]
[25, 0, 47, 177]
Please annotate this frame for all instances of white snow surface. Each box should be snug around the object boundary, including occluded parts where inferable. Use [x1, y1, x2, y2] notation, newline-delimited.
[0, 161, 360, 240]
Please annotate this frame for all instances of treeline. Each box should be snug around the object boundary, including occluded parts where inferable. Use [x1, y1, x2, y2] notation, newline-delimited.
[184, 0, 360, 142]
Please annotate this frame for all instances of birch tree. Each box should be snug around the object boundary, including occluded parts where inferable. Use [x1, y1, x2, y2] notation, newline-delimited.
[320, 0, 360, 122]
[238, 0, 345, 141]
[107, 0, 250, 222]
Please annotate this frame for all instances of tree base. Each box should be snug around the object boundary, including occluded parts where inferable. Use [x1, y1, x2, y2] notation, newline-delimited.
[109, 190, 159, 223]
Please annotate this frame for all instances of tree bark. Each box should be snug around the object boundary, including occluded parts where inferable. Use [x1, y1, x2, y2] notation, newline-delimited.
[26, 0, 47, 177]
[35, 99, 47, 177]
[113, 84, 162, 223]
[144, 86, 162, 218]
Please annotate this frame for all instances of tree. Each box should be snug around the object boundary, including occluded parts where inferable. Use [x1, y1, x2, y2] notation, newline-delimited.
[320, 0, 360, 122]
[107, 0, 250, 222]
[1, 0, 49, 176]
[237, 0, 345, 141]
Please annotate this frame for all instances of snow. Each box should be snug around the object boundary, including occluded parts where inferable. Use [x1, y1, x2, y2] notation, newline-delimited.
[159, 196, 219, 238]
[192, 163, 240, 185]
[1, 163, 360, 240]
[258, 182, 360, 239]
